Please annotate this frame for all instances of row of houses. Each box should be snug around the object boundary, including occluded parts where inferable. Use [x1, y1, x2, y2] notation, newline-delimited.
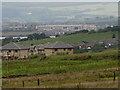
[1, 38, 118, 60]
[1, 42, 74, 60]
[3, 23, 38, 31]
[3, 24, 97, 32]
[37, 24, 97, 36]
[38, 25, 97, 31]
[72, 38, 118, 50]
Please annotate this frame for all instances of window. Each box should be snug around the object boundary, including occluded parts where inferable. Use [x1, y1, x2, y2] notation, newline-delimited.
[64, 49, 66, 51]
[9, 50, 11, 52]
[15, 50, 18, 52]
[68, 48, 72, 51]
[55, 49, 58, 51]
[74, 27, 78, 30]
[63, 27, 67, 29]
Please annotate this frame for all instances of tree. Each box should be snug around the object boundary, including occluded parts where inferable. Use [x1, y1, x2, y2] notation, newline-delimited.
[74, 46, 88, 53]
[88, 30, 96, 34]
[92, 44, 105, 52]
[2, 37, 13, 45]
[80, 30, 89, 33]
[112, 33, 116, 38]
[97, 26, 120, 33]
[27, 33, 47, 40]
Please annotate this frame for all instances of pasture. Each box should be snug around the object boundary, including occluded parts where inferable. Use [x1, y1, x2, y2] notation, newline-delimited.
[2, 49, 119, 88]
[20, 32, 117, 45]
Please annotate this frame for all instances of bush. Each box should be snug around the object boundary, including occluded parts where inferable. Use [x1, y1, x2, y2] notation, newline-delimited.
[74, 46, 88, 53]
[29, 55, 39, 59]
[54, 69, 67, 74]
[62, 49, 118, 61]
[92, 44, 106, 52]
[56, 52, 69, 55]
[88, 30, 96, 34]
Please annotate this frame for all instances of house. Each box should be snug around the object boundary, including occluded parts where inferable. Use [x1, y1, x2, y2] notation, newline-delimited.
[29, 44, 38, 55]
[44, 42, 74, 56]
[72, 41, 97, 50]
[49, 36, 56, 38]
[29, 43, 50, 55]
[72, 38, 118, 50]
[1, 43, 29, 59]
[98, 38, 118, 48]
[36, 44, 46, 55]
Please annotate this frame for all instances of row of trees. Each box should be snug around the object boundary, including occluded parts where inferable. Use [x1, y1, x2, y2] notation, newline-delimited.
[97, 26, 120, 33]
[27, 33, 47, 40]
[2, 33, 47, 45]
[2, 26, 119, 45]
[66, 26, 119, 35]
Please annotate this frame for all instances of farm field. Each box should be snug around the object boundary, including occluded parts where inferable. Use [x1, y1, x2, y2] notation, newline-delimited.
[20, 32, 118, 45]
[2, 49, 119, 88]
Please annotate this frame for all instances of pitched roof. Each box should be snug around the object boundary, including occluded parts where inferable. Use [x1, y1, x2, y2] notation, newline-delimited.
[44, 42, 73, 49]
[2, 42, 29, 50]
[36, 44, 46, 50]
[98, 38, 118, 45]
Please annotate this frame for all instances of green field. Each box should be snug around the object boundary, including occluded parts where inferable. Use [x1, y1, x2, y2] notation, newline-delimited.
[2, 49, 119, 88]
[20, 32, 117, 45]
[2, 49, 118, 77]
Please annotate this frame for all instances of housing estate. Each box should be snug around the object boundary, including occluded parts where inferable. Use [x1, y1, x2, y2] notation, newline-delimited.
[72, 38, 118, 50]
[2, 38, 117, 60]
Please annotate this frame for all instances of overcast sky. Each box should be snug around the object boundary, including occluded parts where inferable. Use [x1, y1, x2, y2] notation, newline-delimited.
[1, 0, 120, 2]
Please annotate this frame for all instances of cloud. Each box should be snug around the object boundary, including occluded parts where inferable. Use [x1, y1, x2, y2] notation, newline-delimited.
[27, 12, 32, 15]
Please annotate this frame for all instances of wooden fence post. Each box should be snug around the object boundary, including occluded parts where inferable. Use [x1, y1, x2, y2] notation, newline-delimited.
[37, 79, 40, 86]
[76, 84, 79, 88]
[22, 81, 25, 87]
[114, 72, 116, 81]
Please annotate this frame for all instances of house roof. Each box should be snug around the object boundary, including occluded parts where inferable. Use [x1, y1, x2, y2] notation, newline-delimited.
[72, 41, 98, 47]
[98, 38, 118, 45]
[44, 42, 73, 49]
[72, 38, 118, 48]
[2, 42, 29, 50]
[35, 43, 51, 50]
[36, 44, 45, 50]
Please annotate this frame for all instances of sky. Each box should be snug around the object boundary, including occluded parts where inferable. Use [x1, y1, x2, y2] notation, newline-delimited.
[1, 0, 120, 2]
[0, 0, 118, 23]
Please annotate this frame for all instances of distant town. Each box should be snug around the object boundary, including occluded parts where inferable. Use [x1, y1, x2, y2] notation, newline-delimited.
[1, 22, 114, 39]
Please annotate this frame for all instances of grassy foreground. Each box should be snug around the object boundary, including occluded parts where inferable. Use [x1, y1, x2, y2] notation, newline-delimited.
[20, 32, 117, 45]
[2, 49, 119, 88]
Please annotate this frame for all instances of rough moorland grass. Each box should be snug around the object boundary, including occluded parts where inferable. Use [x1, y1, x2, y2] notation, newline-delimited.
[19, 32, 117, 45]
[2, 49, 118, 77]
[2, 67, 119, 88]
[58, 49, 118, 60]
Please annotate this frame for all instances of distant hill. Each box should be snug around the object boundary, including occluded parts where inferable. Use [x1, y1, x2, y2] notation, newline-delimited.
[3, 2, 117, 25]
[19, 32, 117, 45]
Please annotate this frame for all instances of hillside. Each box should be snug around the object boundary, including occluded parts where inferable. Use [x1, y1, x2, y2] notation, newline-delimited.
[2, 49, 118, 88]
[20, 32, 118, 45]
[3, 2, 117, 25]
